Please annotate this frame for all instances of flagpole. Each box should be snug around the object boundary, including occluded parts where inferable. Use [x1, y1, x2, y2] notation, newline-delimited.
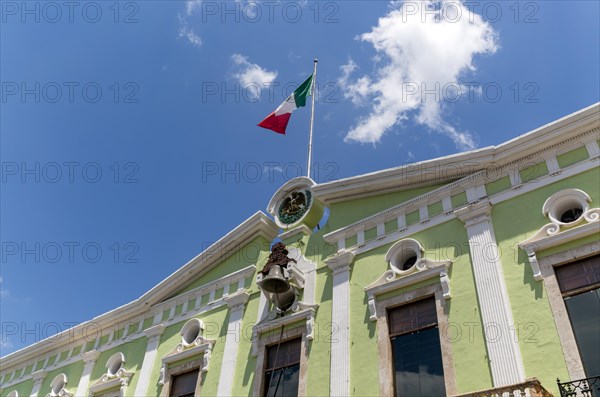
[307, 58, 318, 179]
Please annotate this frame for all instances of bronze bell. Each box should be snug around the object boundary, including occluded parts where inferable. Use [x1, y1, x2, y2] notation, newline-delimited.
[261, 264, 290, 294]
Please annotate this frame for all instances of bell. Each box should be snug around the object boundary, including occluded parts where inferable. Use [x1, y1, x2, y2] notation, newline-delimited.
[261, 265, 290, 294]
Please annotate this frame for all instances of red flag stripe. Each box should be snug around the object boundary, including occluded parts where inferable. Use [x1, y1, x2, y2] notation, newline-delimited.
[257, 112, 292, 135]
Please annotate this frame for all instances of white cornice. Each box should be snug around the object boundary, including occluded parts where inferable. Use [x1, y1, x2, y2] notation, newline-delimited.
[0, 211, 277, 373]
[314, 103, 599, 205]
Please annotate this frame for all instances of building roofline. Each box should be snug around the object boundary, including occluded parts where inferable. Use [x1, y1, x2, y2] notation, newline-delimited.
[0, 211, 279, 369]
[313, 103, 600, 204]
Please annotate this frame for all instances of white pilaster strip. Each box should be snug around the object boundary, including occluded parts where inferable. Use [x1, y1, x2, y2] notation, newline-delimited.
[325, 251, 355, 397]
[376, 223, 385, 237]
[419, 206, 428, 222]
[133, 324, 165, 397]
[585, 139, 600, 158]
[30, 370, 47, 397]
[397, 214, 406, 229]
[357, 229, 365, 245]
[508, 167, 522, 187]
[456, 201, 525, 387]
[217, 292, 250, 397]
[546, 157, 560, 174]
[75, 350, 100, 397]
[442, 196, 452, 213]
[337, 238, 345, 252]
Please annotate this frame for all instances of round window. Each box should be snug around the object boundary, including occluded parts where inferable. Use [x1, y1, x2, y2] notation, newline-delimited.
[50, 374, 67, 396]
[181, 319, 204, 346]
[385, 239, 424, 274]
[543, 189, 590, 226]
[106, 353, 125, 377]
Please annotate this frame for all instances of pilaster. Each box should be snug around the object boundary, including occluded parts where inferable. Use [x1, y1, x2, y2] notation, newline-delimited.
[133, 324, 165, 397]
[325, 250, 355, 396]
[455, 200, 525, 387]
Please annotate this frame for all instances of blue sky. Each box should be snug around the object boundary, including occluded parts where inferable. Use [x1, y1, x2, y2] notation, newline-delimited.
[1, 0, 598, 356]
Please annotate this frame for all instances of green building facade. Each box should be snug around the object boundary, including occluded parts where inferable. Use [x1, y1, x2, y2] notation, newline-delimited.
[1, 103, 599, 397]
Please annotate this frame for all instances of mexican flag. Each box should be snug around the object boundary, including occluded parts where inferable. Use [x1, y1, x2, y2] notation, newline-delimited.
[258, 74, 313, 134]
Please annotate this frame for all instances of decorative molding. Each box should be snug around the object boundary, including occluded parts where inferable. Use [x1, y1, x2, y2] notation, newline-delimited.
[158, 338, 215, 385]
[384, 238, 424, 275]
[365, 257, 452, 321]
[279, 225, 313, 242]
[454, 199, 492, 227]
[314, 104, 599, 205]
[325, 251, 355, 274]
[542, 189, 591, 226]
[251, 306, 318, 357]
[45, 373, 71, 397]
[519, 208, 599, 280]
[89, 352, 133, 397]
[318, 150, 598, 264]
[224, 291, 250, 310]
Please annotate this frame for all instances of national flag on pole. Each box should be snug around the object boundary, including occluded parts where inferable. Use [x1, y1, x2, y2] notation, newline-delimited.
[257, 74, 313, 134]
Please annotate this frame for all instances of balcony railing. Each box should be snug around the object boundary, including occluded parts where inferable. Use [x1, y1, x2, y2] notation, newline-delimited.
[454, 377, 553, 397]
[557, 376, 600, 397]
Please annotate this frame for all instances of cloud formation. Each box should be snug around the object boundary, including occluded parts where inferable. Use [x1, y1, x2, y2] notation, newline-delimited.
[178, 1, 203, 47]
[231, 54, 278, 98]
[339, 0, 498, 149]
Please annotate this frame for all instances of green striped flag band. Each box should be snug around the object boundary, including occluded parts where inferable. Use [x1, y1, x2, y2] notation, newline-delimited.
[257, 74, 313, 134]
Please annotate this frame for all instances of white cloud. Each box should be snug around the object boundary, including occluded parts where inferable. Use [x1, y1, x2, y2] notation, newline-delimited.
[179, 24, 202, 47]
[185, 0, 202, 16]
[178, 2, 203, 47]
[339, 0, 498, 149]
[231, 54, 278, 99]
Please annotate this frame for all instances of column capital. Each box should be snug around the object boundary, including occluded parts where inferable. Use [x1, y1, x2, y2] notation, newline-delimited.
[325, 250, 355, 274]
[455, 199, 492, 228]
[225, 291, 250, 311]
[143, 324, 165, 341]
[32, 370, 48, 383]
[81, 349, 101, 365]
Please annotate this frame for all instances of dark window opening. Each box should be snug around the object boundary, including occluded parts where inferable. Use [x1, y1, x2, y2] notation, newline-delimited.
[388, 297, 446, 397]
[401, 255, 418, 271]
[170, 370, 199, 397]
[560, 207, 584, 223]
[556, 255, 600, 378]
[264, 337, 301, 397]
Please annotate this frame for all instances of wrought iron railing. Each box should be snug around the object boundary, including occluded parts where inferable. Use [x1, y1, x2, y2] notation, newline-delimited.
[454, 377, 553, 397]
[557, 376, 600, 397]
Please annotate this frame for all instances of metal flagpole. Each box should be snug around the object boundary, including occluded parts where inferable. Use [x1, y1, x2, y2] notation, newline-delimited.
[307, 58, 318, 179]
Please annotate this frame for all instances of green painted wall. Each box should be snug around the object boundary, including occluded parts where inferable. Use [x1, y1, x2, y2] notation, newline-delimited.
[147, 305, 229, 396]
[0, 378, 33, 397]
[325, 184, 446, 231]
[491, 167, 600, 395]
[88, 338, 148, 397]
[39, 361, 84, 397]
[177, 236, 271, 296]
[348, 219, 494, 395]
